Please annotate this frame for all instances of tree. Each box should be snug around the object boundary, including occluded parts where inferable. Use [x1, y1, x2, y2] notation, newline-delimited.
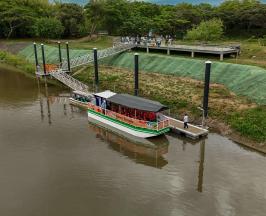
[0, 0, 35, 38]
[186, 18, 224, 41]
[102, 0, 128, 35]
[33, 17, 64, 38]
[153, 6, 190, 38]
[56, 3, 85, 37]
[85, 0, 106, 36]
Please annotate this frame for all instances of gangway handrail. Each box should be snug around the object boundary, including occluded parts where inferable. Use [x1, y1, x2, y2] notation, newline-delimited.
[50, 69, 89, 93]
[61, 43, 135, 70]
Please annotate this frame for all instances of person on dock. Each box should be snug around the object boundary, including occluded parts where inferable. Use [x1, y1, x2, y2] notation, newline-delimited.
[184, 113, 189, 129]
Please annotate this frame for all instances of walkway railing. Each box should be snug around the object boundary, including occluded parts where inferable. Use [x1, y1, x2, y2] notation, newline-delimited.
[36, 43, 135, 92]
[50, 69, 89, 93]
[61, 43, 135, 70]
[88, 102, 170, 131]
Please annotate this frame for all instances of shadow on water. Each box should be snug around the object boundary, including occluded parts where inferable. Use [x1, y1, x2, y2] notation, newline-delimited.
[88, 121, 169, 168]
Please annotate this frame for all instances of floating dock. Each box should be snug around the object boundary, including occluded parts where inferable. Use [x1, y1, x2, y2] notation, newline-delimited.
[167, 116, 208, 139]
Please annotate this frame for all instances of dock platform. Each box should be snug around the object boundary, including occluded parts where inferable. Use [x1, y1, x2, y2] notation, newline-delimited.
[167, 116, 208, 139]
[136, 44, 239, 61]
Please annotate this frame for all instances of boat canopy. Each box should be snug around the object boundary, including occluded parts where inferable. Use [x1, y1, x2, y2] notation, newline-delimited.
[93, 90, 116, 99]
[107, 93, 168, 112]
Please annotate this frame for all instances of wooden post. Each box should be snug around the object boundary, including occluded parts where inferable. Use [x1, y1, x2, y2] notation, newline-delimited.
[134, 53, 139, 96]
[167, 47, 170, 55]
[220, 53, 224, 61]
[66, 42, 71, 72]
[33, 42, 38, 67]
[191, 51, 195, 58]
[58, 41, 62, 66]
[203, 61, 211, 118]
[93, 48, 99, 87]
[41, 44, 46, 75]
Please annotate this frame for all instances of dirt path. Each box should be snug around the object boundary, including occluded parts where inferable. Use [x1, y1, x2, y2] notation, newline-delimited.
[0, 41, 30, 54]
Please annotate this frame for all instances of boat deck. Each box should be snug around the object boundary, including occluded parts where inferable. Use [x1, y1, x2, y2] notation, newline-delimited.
[167, 116, 208, 139]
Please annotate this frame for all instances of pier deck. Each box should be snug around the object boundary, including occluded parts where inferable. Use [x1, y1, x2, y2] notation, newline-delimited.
[136, 44, 239, 60]
[167, 116, 208, 139]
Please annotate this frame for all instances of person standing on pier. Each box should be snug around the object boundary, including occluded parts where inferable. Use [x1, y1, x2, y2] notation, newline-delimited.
[184, 113, 189, 129]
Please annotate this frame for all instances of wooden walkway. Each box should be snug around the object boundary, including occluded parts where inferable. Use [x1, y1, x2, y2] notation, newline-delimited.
[167, 116, 208, 139]
[136, 44, 239, 61]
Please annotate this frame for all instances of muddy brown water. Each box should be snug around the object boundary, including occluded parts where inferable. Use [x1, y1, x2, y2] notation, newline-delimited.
[0, 67, 266, 216]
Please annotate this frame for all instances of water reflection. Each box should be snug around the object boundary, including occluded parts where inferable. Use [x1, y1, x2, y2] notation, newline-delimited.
[37, 77, 45, 121]
[0, 69, 38, 105]
[44, 78, 52, 125]
[197, 139, 205, 192]
[88, 122, 169, 168]
[168, 133, 206, 192]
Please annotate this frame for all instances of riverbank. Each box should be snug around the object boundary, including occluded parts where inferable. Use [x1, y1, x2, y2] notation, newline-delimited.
[0, 51, 63, 87]
[0, 46, 265, 153]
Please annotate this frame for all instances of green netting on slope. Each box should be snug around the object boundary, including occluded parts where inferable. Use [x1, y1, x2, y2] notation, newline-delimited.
[18, 44, 89, 64]
[101, 53, 266, 105]
[18, 44, 266, 104]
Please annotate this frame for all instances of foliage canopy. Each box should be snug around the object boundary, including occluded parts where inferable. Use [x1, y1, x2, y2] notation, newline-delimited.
[0, 0, 266, 39]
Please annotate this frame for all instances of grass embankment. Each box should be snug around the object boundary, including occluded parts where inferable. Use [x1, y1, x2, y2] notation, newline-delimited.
[19, 44, 88, 64]
[226, 41, 266, 68]
[102, 52, 266, 105]
[17, 43, 266, 104]
[3, 36, 266, 68]
[0, 50, 62, 86]
[74, 65, 266, 148]
[0, 50, 35, 75]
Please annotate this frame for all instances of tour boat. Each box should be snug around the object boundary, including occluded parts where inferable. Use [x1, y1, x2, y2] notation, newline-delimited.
[69, 90, 93, 109]
[87, 90, 170, 138]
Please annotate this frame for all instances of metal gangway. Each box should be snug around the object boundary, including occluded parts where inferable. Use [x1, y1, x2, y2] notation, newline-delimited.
[61, 43, 135, 70]
[37, 43, 135, 92]
[50, 69, 89, 93]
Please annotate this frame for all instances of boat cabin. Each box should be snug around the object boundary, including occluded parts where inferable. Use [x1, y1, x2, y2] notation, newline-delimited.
[88, 91, 170, 135]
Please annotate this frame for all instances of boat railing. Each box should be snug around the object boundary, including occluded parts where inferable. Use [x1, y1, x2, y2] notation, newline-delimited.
[88, 102, 169, 131]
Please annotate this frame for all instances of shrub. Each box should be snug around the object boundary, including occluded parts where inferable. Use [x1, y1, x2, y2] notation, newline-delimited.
[33, 17, 64, 39]
[186, 18, 224, 41]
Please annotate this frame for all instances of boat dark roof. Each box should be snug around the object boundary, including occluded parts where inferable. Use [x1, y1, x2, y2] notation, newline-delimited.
[107, 94, 168, 112]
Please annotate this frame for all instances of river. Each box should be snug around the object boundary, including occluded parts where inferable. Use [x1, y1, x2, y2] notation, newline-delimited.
[0, 67, 266, 216]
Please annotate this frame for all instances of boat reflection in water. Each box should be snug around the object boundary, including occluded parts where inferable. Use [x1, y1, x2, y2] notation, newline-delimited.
[88, 121, 169, 168]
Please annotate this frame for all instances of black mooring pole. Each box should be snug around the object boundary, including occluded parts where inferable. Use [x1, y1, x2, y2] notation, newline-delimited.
[33, 42, 38, 67]
[134, 53, 139, 96]
[41, 44, 46, 75]
[66, 42, 70, 72]
[203, 61, 212, 118]
[58, 41, 62, 66]
[93, 48, 99, 87]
